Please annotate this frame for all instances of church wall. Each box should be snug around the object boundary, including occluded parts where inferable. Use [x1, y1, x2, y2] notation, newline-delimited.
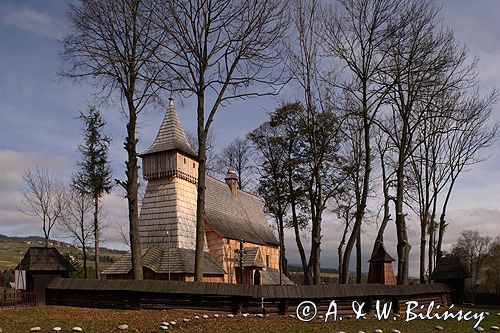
[205, 227, 279, 284]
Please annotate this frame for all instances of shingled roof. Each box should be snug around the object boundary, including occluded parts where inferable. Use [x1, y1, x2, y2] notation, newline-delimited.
[369, 242, 395, 263]
[102, 246, 226, 275]
[431, 255, 472, 280]
[262, 268, 295, 286]
[205, 176, 279, 246]
[140, 98, 196, 158]
[234, 247, 266, 268]
[15, 247, 74, 272]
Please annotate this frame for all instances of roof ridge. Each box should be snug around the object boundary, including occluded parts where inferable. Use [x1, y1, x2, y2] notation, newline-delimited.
[206, 175, 261, 200]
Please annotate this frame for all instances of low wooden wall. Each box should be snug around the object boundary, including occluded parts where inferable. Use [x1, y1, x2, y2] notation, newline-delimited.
[46, 279, 451, 315]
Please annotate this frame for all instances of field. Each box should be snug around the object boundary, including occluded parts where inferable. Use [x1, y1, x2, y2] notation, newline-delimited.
[0, 305, 498, 333]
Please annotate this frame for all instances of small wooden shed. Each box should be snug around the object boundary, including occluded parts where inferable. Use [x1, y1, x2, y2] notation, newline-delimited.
[367, 242, 396, 285]
[431, 255, 471, 304]
[15, 247, 74, 304]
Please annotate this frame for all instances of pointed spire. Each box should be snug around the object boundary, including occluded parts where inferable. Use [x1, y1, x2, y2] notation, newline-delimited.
[141, 97, 196, 157]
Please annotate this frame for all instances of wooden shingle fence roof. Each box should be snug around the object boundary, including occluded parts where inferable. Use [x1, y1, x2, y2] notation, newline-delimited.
[47, 278, 451, 300]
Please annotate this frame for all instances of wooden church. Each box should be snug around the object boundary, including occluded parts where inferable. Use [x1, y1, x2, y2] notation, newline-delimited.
[103, 98, 292, 285]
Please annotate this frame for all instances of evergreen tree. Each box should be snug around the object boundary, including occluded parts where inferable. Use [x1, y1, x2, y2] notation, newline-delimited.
[73, 106, 112, 279]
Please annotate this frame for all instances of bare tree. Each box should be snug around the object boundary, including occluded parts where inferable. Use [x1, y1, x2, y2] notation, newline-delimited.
[62, 0, 169, 279]
[377, 0, 477, 284]
[321, 0, 402, 284]
[451, 230, 495, 288]
[215, 138, 255, 190]
[155, 0, 287, 280]
[435, 91, 498, 263]
[19, 165, 67, 247]
[59, 190, 94, 278]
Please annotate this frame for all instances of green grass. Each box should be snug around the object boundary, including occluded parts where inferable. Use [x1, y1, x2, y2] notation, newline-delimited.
[0, 305, 498, 333]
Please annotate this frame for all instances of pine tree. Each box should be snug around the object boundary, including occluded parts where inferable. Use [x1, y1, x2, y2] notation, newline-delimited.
[73, 106, 112, 279]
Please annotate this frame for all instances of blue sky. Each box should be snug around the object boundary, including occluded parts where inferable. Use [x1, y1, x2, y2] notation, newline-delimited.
[0, 0, 499, 275]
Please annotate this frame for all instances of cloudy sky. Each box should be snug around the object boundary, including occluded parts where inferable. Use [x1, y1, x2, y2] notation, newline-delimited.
[0, 0, 499, 276]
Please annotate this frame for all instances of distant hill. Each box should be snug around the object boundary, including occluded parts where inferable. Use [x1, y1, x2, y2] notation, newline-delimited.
[0, 234, 127, 271]
[0, 234, 126, 254]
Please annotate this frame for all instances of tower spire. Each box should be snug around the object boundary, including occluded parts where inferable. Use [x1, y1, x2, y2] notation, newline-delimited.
[140, 97, 195, 158]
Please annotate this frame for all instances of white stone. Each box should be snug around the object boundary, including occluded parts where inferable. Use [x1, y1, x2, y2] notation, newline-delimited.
[485, 312, 490, 316]
[374, 329, 383, 333]
[288, 314, 295, 318]
[169, 321, 176, 326]
[318, 315, 324, 319]
[491, 326, 499, 331]
[337, 331, 346, 333]
[72, 328, 83, 332]
[497, 313, 500, 316]
[118, 324, 129, 330]
[242, 313, 249, 318]
[435, 326, 444, 331]
[391, 330, 401, 333]
[202, 315, 209, 319]
[256, 314, 264, 318]
[182, 318, 190, 323]
[161, 322, 169, 326]
[53, 328, 62, 332]
[214, 314, 219, 318]
[194, 316, 200, 319]
[475, 327, 484, 332]
[160, 325, 169, 331]
[30, 328, 41, 332]
[358, 331, 365, 333]
[0, 328, 2, 333]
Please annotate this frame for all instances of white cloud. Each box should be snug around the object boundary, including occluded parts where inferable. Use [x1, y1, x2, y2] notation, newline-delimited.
[0, 6, 64, 39]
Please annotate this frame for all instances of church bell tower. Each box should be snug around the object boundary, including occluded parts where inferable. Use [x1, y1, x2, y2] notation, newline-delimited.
[138, 98, 199, 250]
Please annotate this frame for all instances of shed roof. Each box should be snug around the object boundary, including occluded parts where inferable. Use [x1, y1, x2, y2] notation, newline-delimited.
[102, 246, 226, 276]
[140, 98, 196, 158]
[369, 242, 395, 263]
[205, 176, 279, 246]
[431, 255, 472, 280]
[15, 247, 74, 272]
[234, 247, 266, 268]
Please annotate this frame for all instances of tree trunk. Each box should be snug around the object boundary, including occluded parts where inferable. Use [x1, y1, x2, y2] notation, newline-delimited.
[436, 178, 455, 262]
[277, 215, 288, 277]
[338, 219, 349, 282]
[292, 204, 310, 284]
[82, 243, 88, 279]
[194, 92, 207, 282]
[341, 103, 371, 284]
[356, 231, 362, 284]
[395, 121, 410, 285]
[94, 195, 100, 280]
[419, 217, 426, 284]
[126, 101, 143, 280]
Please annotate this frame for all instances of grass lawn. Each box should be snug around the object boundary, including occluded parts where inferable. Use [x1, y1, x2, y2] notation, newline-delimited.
[0, 305, 498, 333]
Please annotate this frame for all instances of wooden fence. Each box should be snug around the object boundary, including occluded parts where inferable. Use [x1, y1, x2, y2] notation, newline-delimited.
[46, 279, 452, 315]
[0, 290, 37, 309]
